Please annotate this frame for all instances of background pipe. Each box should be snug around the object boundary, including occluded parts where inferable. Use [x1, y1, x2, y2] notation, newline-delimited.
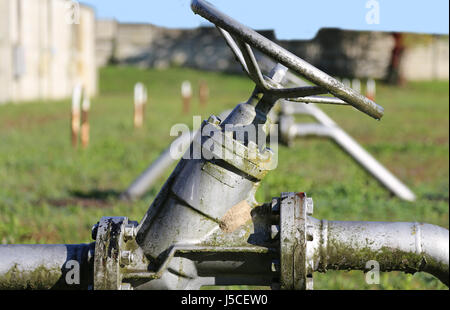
[280, 100, 417, 202]
[121, 110, 232, 201]
[309, 219, 449, 286]
[0, 243, 94, 289]
[120, 130, 194, 201]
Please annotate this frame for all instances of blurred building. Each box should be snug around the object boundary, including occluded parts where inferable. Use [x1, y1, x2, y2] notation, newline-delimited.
[96, 20, 449, 82]
[0, 0, 97, 104]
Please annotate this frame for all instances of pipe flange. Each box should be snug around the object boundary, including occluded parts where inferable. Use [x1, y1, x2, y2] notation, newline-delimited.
[193, 118, 276, 180]
[279, 192, 314, 290]
[93, 216, 129, 290]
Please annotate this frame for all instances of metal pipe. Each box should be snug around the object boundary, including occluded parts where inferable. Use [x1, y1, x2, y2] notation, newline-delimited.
[0, 243, 94, 289]
[121, 110, 232, 201]
[216, 27, 328, 99]
[280, 68, 416, 201]
[310, 219, 449, 286]
[217, 27, 250, 75]
[121, 130, 193, 201]
[282, 101, 416, 201]
[311, 120, 415, 201]
[290, 123, 333, 138]
[288, 96, 349, 106]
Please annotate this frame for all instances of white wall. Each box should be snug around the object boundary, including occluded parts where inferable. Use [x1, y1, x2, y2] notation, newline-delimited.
[400, 36, 449, 81]
[0, 0, 97, 104]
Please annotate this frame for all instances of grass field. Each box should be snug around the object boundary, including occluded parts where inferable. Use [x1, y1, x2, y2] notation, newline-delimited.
[0, 66, 448, 290]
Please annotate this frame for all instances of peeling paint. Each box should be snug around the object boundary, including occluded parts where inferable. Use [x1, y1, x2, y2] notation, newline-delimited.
[219, 200, 252, 233]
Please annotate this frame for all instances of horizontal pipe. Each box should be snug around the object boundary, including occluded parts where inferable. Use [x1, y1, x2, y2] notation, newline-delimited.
[0, 243, 94, 289]
[291, 123, 333, 138]
[310, 219, 449, 286]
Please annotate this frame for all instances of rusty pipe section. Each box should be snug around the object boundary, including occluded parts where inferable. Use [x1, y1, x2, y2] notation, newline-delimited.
[309, 219, 449, 286]
[0, 243, 94, 289]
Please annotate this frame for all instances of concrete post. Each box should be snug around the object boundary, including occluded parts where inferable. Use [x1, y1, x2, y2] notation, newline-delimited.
[181, 80, 192, 114]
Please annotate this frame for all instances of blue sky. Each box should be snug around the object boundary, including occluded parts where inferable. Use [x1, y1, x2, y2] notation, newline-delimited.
[82, 0, 449, 40]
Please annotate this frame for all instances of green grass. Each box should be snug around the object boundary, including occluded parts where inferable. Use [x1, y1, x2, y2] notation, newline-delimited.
[0, 66, 448, 290]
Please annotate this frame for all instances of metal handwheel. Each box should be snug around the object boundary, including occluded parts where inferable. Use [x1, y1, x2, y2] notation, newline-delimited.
[191, 0, 384, 120]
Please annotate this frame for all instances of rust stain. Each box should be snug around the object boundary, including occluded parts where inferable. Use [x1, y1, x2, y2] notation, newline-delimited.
[219, 200, 252, 233]
[296, 192, 306, 198]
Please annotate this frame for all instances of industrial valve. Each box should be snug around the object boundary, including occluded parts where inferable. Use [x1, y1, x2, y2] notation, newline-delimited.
[0, 0, 447, 290]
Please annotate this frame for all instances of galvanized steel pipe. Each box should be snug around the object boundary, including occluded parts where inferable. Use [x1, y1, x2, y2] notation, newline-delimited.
[0, 243, 94, 289]
[121, 131, 194, 201]
[308, 219, 449, 286]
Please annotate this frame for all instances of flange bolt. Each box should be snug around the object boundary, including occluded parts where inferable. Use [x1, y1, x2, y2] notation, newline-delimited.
[120, 251, 134, 265]
[207, 115, 221, 125]
[123, 224, 137, 241]
[271, 225, 280, 240]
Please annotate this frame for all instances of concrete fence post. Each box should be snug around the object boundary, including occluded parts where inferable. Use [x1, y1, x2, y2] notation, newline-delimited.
[366, 78, 376, 101]
[71, 84, 83, 148]
[81, 97, 90, 148]
[181, 80, 192, 114]
[352, 78, 361, 94]
[143, 85, 148, 121]
[342, 78, 351, 88]
[199, 80, 209, 107]
[134, 82, 146, 128]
